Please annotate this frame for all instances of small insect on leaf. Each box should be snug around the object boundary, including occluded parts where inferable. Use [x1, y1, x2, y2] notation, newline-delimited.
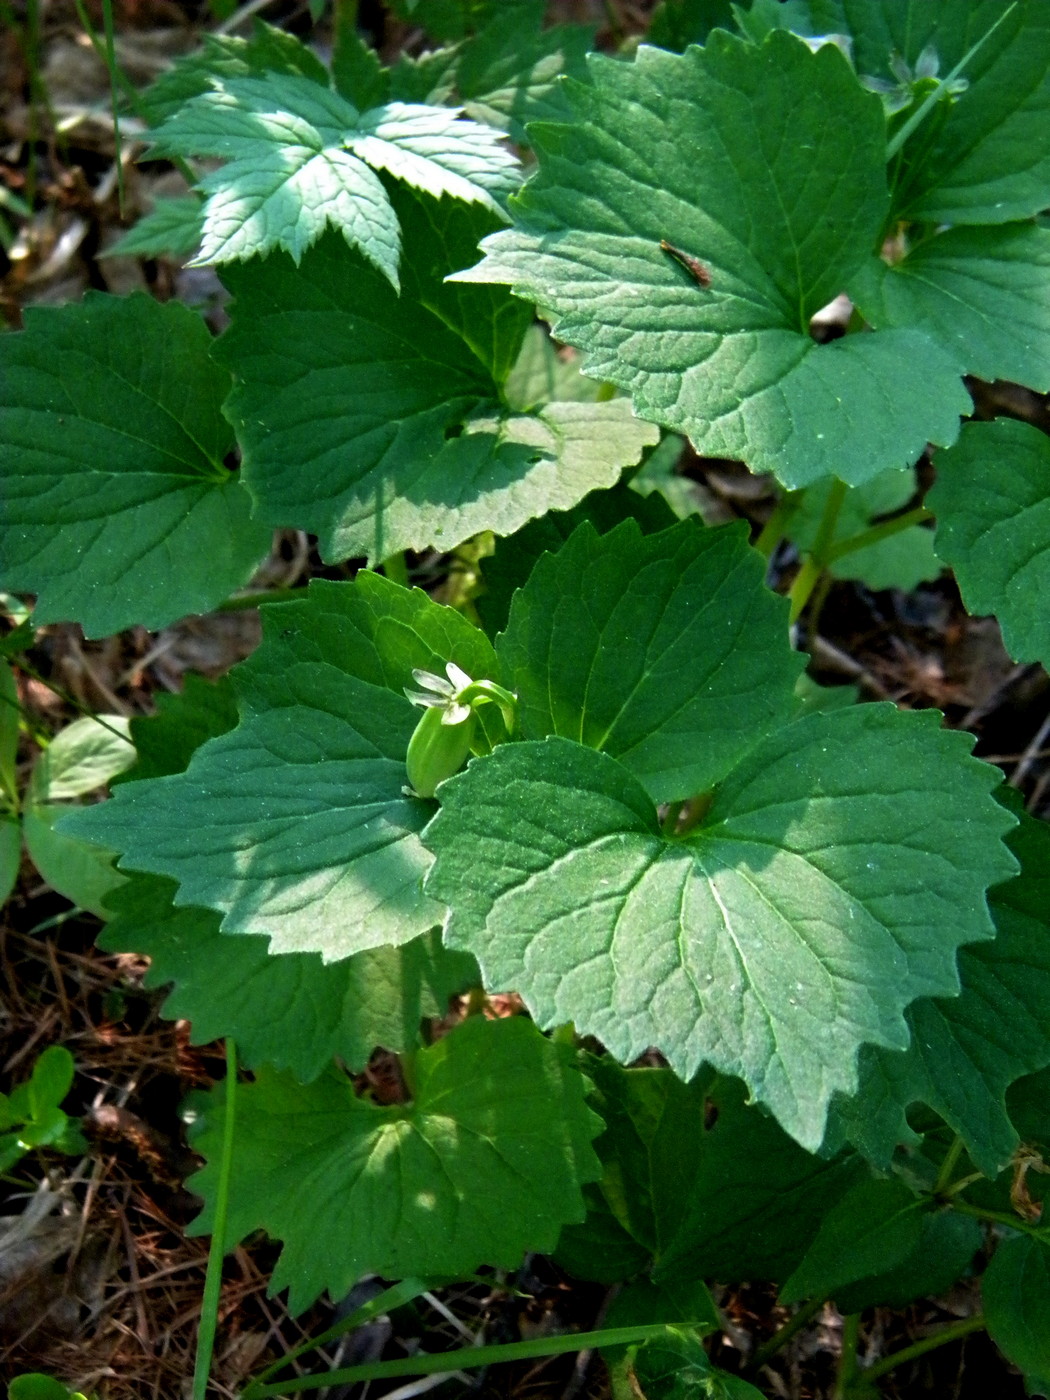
[659, 240, 712, 288]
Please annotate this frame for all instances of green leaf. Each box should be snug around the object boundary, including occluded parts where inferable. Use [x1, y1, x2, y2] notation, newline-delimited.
[851, 224, 1050, 391]
[654, 1077, 866, 1286]
[27, 1046, 75, 1118]
[219, 193, 657, 564]
[780, 1178, 925, 1304]
[8, 1375, 81, 1400]
[147, 72, 519, 279]
[0, 815, 20, 906]
[497, 518, 803, 802]
[29, 716, 135, 804]
[458, 31, 970, 488]
[105, 196, 204, 259]
[627, 1327, 765, 1400]
[984, 1234, 1050, 1397]
[100, 873, 475, 1078]
[451, 2, 595, 145]
[61, 574, 497, 957]
[649, 0, 736, 52]
[138, 22, 331, 127]
[929, 418, 1050, 666]
[186, 1015, 602, 1312]
[476, 480, 677, 638]
[885, 1, 1050, 226]
[605, 1277, 720, 1339]
[833, 794, 1050, 1177]
[425, 706, 1015, 1149]
[0, 293, 270, 638]
[23, 804, 126, 918]
[789, 469, 940, 592]
[552, 1182, 654, 1284]
[117, 674, 239, 785]
[0, 658, 19, 804]
[834, 1210, 982, 1313]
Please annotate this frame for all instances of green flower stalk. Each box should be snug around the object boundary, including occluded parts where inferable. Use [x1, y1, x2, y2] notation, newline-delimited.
[404, 663, 516, 798]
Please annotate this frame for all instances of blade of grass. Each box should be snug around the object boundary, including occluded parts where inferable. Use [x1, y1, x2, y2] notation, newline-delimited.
[192, 1040, 238, 1400]
[100, 0, 124, 213]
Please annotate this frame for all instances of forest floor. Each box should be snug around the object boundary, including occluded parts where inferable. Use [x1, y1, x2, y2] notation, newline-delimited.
[1, 2, 1048, 1397]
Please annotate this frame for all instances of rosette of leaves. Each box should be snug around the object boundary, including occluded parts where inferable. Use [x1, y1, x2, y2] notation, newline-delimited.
[67, 515, 1017, 1151]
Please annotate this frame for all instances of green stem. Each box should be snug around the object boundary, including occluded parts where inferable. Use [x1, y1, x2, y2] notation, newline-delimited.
[836, 1314, 861, 1398]
[244, 1323, 694, 1398]
[382, 552, 409, 588]
[851, 1314, 985, 1389]
[192, 1039, 238, 1400]
[755, 491, 801, 560]
[950, 1199, 1050, 1241]
[886, 2, 1018, 159]
[247, 1278, 432, 1391]
[788, 478, 847, 624]
[216, 586, 310, 612]
[748, 1296, 824, 1372]
[934, 1135, 965, 1196]
[100, 0, 124, 212]
[826, 507, 933, 564]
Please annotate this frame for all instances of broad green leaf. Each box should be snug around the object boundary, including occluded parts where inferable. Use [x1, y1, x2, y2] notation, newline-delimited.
[503, 325, 605, 411]
[186, 1015, 602, 1311]
[450, 2, 595, 144]
[8, 1375, 83, 1400]
[851, 224, 1050, 391]
[605, 1277, 720, 1339]
[137, 22, 331, 126]
[386, 0, 497, 42]
[834, 1210, 981, 1313]
[29, 716, 135, 803]
[105, 197, 204, 259]
[100, 873, 476, 1079]
[881, 0, 1050, 226]
[219, 194, 657, 563]
[476, 481, 677, 638]
[147, 72, 518, 279]
[61, 574, 496, 958]
[498, 519, 803, 802]
[833, 795, 1050, 1177]
[649, 0, 736, 51]
[27, 1046, 75, 1119]
[654, 1078, 865, 1285]
[23, 804, 126, 918]
[929, 419, 1050, 666]
[553, 1183, 653, 1284]
[425, 707, 1015, 1149]
[458, 31, 970, 488]
[0, 294, 270, 638]
[983, 1235, 1050, 1397]
[780, 1178, 925, 1304]
[583, 1060, 713, 1260]
[788, 469, 940, 592]
[116, 673, 238, 785]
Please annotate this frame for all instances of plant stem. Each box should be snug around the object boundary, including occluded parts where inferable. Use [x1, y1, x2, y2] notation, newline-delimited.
[244, 1322, 695, 1398]
[100, 0, 124, 212]
[835, 1313, 861, 1398]
[950, 1199, 1050, 1240]
[383, 552, 409, 588]
[192, 1039, 238, 1400]
[788, 478, 847, 624]
[216, 585, 311, 612]
[748, 1295, 824, 1372]
[825, 507, 933, 564]
[852, 1314, 986, 1388]
[755, 491, 801, 560]
[934, 1134, 965, 1196]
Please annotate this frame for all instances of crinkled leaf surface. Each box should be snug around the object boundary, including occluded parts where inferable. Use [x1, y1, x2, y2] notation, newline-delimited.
[458, 31, 969, 488]
[850, 224, 1050, 391]
[219, 192, 657, 563]
[833, 794, 1050, 1176]
[929, 418, 1050, 666]
[100, 873, 476, 1079]
[653, 1077, 866, 1285]
[779, 1178, 925, 1304]
[497, 518, 803, 802]
[788, 469, 940, 592]
[186, 1016, 602, 1311]
[425, 707, 1015, 1149]
[62, 574, 498, 958]
[147, 71, 518, 279]
[0, 294, 269, 637]
[983, 1235, 1050, 1397]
